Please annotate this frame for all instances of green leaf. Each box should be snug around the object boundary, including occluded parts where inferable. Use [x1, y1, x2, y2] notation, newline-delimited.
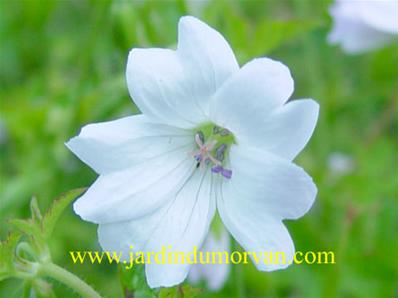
[0, 232, 21, 281]
[32, 278, 57, 298]
[3, 189, 86, 281]
[22, 280, 32, 298]
[9, 218, 43, 241]
[252, 19, 319, 55]
[30, 196, 43, 223]
[42, 188, 86, 239]
[158, 285, 202, 298]
[9, 189, 85, 241]
[118, 264, 157, 298]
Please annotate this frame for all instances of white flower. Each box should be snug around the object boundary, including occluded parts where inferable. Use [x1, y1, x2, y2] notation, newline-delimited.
[66, 16, 319, 288]
[328, 152, 355, 176]
[328, 0, 398, 54]
[188, 227, 230, 291]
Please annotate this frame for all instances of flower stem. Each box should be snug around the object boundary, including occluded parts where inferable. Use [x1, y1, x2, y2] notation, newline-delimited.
[232, 240, 246, 298]
[39, 262, 102, 298]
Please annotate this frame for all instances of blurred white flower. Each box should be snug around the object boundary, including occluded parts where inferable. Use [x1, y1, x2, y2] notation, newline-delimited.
[66, 16, 319, 288]
[328, 0, 398, 54]
[328, 152, 355, 175]
[188, 228, 230, 291]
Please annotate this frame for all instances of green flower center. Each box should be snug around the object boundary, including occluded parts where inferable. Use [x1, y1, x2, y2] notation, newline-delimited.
[191, 122, 236, 179]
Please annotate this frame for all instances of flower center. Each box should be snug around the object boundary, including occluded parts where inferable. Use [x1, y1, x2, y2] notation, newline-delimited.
[191, 122, 236, 179]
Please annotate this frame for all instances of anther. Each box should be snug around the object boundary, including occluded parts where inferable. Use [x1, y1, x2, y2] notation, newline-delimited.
[220, 129, 230, 136]
[221, 168, 232, 179]
[211, 165, 223, 173]
[195, 131, 205, 146]
[215, 144, 227, 162]
[192, 125, 233, 179]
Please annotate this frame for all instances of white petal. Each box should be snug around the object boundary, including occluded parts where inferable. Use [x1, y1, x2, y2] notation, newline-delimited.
[238, 99, 319, 161]
[228, 146, 317, 220]
[126, 16, 238, 128]
[66, 115, 192, 174]
[73, 145, 195, 224]
[98, 169, 216, 288]
[358, 0, 398, 34]
[217, 146, 317, 270]
[177, 16, 239, 112]
[328, 0, 395, 54]
[218, 201, 295, 271]
[126, 49, 207, 128]
[188, 227, 230, 291]
[210, 58, 294, 138]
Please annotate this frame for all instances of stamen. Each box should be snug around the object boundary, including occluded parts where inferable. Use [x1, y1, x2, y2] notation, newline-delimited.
[205, 139, 218, 151]
[207, 154, 221, 166]
[221, 168, 232, 179]
[195, 131, 205, 147]
[215, 144, 227, 162]
[220, 129, 230, 136]
[211, 165, 223, 173]
[192, 125, 233, 180]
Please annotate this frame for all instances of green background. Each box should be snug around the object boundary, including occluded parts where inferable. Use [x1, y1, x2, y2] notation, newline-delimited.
[1, 0, 397, 297]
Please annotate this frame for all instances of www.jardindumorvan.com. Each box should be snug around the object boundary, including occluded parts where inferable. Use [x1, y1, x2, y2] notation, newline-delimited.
[69, 246, 335, 269]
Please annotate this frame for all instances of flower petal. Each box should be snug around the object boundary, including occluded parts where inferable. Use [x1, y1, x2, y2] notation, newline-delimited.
[177, 16, 239, 112]
[188, 227, 230, 291]
[328, 1, 394, 54]
[358, 0, 398, 34]
[126, 49, 206, 128]
[66, 115, 192, 174]
[217, 146, 317, 270]
[228, 145, 317, 220]
[238, 99, 319, 161]
[98, 169, 216, 288]
[126, 16, 239, 128]
[218, 201, 295, 271]
[210, 58, 294, 139]
[73, 145, 195, 224]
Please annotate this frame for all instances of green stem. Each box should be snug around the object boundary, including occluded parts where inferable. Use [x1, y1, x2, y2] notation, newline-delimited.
[22, 280, 32, 298]
[232, 240, 246, 298]
[39, 262, 102, 298]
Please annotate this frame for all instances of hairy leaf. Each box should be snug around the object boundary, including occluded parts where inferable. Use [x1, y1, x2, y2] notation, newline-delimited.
[42, 188, 86, 239]
[0, 232, 21, 281]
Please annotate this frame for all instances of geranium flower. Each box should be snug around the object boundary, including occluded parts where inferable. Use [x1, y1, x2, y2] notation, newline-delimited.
[188, 228, 230, 291]
[66, 16, 319, 288]
[328, 0, 398, 54]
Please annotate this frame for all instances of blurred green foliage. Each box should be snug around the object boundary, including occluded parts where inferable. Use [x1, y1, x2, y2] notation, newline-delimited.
[1, 0, 397, 297]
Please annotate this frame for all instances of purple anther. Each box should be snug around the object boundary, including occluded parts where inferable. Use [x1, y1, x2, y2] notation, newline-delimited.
[221, 168, 232, 179]
[194, 154, 202, 162]
[211, 165, 223, 173]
